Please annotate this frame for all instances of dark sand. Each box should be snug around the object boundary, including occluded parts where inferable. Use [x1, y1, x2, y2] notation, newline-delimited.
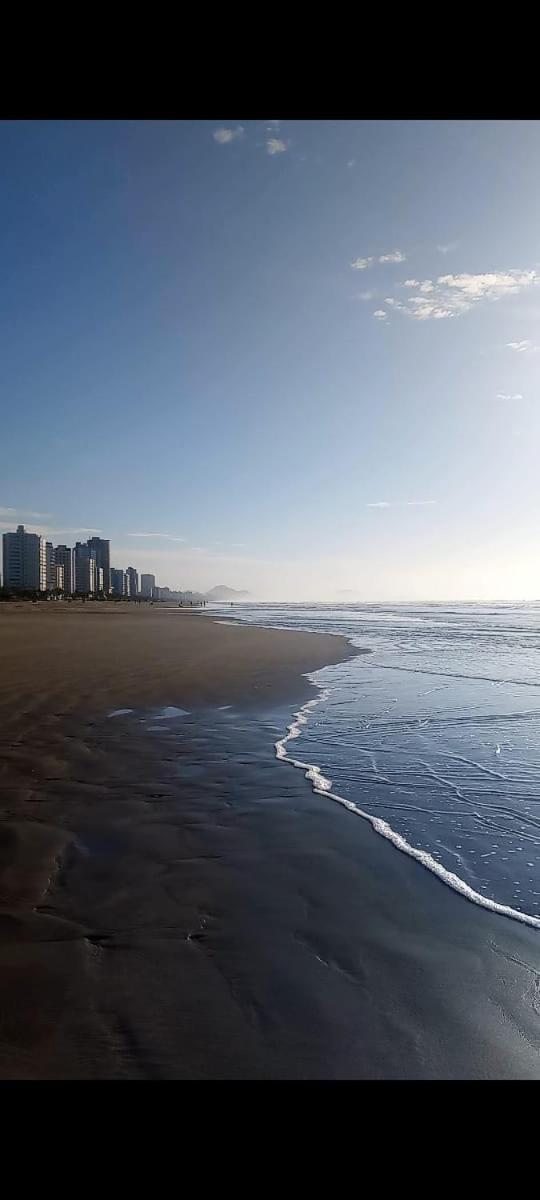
[1, 603, 539, 1078]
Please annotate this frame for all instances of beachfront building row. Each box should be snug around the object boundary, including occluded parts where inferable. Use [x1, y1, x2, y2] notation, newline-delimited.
[2, 527, 166, 599]
[109, 571, 160, 598]
[1, 527, 108, 594]
[110, 566, 144, 595]
[65, 537, 111, 595]
[2, 526, 112, 596]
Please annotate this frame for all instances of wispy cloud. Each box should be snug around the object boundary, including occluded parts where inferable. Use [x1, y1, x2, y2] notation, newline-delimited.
[0, 523, 102, 536]
[496, 393, 524, 401]
[351, 249, 407, 271]
[377, 268, 538, 321]
[0, 506, 52, 519]
[356, 290, 375, 301]
[0, 519, 101, 534]
[213, 126, 245, 145]
[437, 242, 458, 254]
[373, 309, 388, 321]
[347, 159, 355, 168]
[266, 138, 288, 156]
[507, 339, 538, 353]
[266, 120, 280, 131]
[128, 532, 186, 542]
[367, 500, 436, 508]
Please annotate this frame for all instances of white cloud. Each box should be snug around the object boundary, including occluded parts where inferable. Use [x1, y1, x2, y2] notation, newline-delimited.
[507, 340, 538, 353]
[347, 159, 355, 168]
[403, 279, 419, 288]
[266, 138, 288, 155]
[356, 290, 375, 301]
[496, 393, 524, 401]
[367, 500, 436, 508]
[266, 120, 280, 131]
[381, 268, 539, 321]
[441, 270, 537, 299]
[373, 309, 388, 321]
[351, 250, 407, 271]
[378, 249, 406, 264]
[437, 242, 458, 254]
[128, 532, 186, 542]
[213, 126, 245, 145]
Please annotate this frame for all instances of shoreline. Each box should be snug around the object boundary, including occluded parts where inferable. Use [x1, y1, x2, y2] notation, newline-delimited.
[277, 683, 540, 934]
[0, 603, 539, 1077]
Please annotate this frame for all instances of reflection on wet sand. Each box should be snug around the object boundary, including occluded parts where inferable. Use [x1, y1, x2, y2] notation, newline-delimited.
[1, 703, 540, 1079]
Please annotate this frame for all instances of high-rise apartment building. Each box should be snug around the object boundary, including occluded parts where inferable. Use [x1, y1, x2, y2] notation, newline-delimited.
[126, 567, 139, 597]
[54, 545, 73, 594]
[110, 568, 125, 596]
[45, 542, 56, 591]
[87, 537, 110, 594]
[140, 573, 156, 597]
[39, 538, 46, 590]
[74, 542, 96, 594]
[2, 525, 44, 591]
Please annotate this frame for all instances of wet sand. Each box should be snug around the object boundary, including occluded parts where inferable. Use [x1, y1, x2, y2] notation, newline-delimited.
[0, 602, 354, 718]
[0, 603, 539, 1078]
[0, 603, 354, 1077]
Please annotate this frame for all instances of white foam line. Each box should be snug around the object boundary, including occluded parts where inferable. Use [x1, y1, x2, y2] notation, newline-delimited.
[274, 684, 540, 931]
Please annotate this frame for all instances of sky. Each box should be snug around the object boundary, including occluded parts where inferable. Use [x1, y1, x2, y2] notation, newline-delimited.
[2, 118, 540, 601]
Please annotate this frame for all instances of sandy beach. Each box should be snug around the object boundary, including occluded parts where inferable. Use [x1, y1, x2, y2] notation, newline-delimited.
[0, 602, 354, 719]
[0, 602, 354, 1077]
[0, 602, 539, 1079]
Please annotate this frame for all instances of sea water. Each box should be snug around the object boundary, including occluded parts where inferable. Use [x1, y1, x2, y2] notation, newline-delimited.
[209, 603, 540, 929]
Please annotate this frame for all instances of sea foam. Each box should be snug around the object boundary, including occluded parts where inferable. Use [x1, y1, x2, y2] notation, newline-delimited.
[275, 683, 540, 931]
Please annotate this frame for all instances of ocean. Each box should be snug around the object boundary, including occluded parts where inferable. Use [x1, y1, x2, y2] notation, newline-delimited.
[209, 602, 540, 930]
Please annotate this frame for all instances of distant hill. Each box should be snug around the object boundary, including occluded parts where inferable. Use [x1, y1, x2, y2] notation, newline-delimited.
[205, 585, 250, 602]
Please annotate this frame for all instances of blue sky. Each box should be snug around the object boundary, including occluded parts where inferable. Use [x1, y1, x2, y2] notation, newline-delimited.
[2, 119, 540, 599]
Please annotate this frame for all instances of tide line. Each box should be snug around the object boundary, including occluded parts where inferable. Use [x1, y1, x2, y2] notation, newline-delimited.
[274, 683, 540, 932]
